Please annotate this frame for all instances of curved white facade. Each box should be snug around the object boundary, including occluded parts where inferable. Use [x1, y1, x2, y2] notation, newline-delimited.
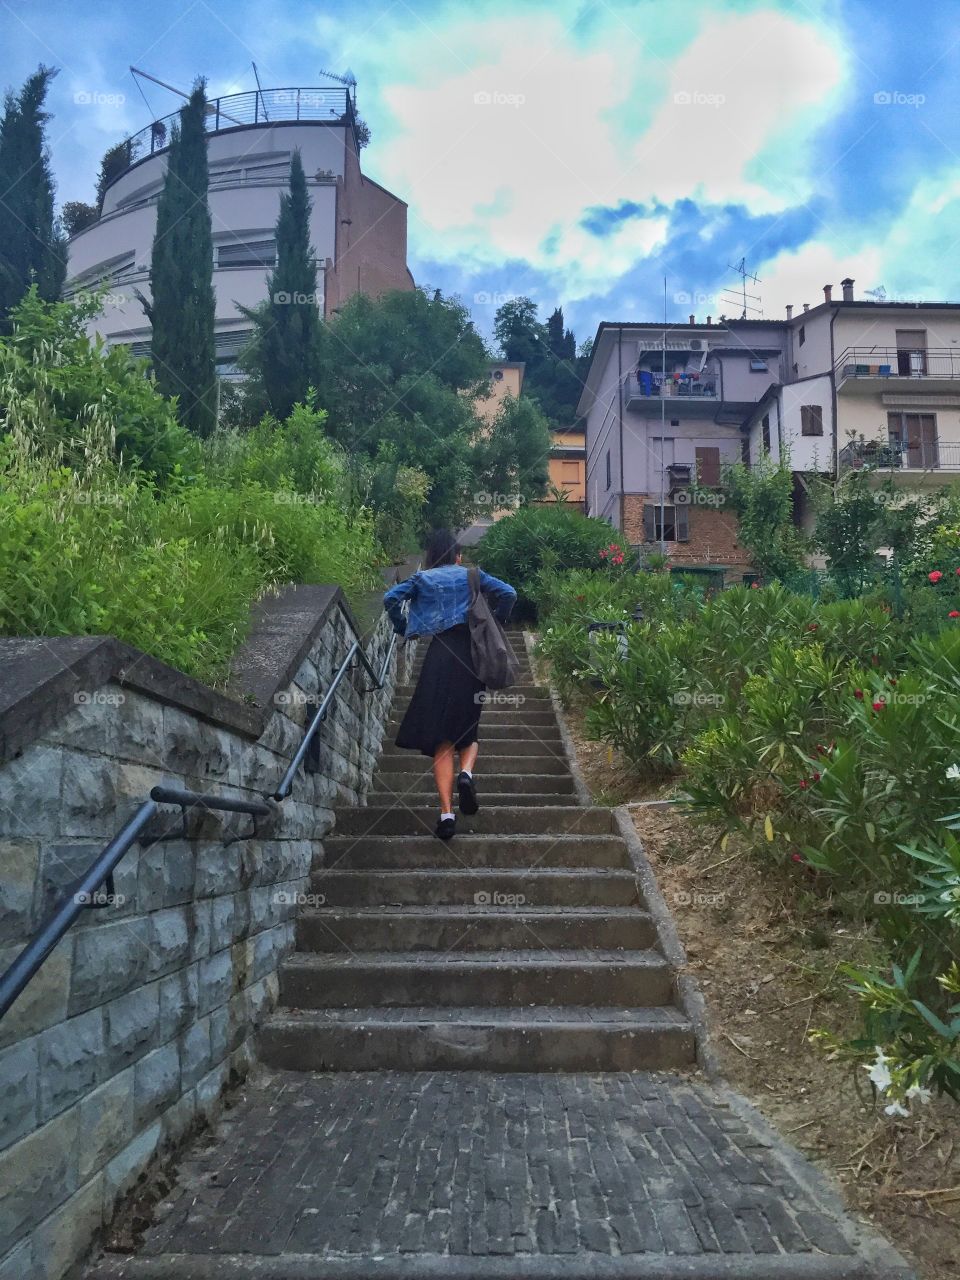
[66, 91, 413, 374]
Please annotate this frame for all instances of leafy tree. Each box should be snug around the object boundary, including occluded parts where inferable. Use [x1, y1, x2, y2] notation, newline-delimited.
[493, 296, 584, 426]
[240, 151, 321, 419]
[481, 393, 551, 509]
[96, 138, 139, 209]
[722, 453, 806, 581]
[138, 82, 216, 437]
[61, 201, 99, 237]
[0, 66, 66, 331]
[313, 287, 550, 530]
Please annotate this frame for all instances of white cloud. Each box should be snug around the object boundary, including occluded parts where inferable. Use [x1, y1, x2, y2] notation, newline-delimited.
[330, 4, 848, 298]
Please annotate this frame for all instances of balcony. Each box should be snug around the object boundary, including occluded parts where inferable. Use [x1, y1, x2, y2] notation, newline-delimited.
[111, 87, 354, 180]
[625, 371, 719, 414]
[838, 436, 960, 478]
[835, 346, 960, 395]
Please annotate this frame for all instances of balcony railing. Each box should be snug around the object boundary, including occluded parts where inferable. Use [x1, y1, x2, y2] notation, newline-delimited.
[119, 87, 354, 172]
[839, 438, 960, 471]
[835, 347, 960, 381]
[626, 372, 719, 400]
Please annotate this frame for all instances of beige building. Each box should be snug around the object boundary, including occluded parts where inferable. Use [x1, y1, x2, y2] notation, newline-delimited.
[65, 86, 414, 375]
[475, 361, 525, 424]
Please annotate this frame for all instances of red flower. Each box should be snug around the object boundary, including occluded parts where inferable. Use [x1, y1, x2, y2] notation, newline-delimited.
[791, 852, 804, 863]
[807, 624, 818, 632]
[950, 611, 960, 619]
[812, 772, 821, 783]
[799, 778, 809, 790]
[930, 570, 944, 583]
[888, 677, 897, 686]
[750, 582, 760, 589]
[599, 548, 608, 559]
[955, 567, 960, 576]
[854, 689, 864, 700]
[612, 555, 624, 565]
[872, 699, 886, 712]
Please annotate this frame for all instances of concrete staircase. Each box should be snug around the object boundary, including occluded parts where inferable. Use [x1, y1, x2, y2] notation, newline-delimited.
[258, 637, 697, 1072]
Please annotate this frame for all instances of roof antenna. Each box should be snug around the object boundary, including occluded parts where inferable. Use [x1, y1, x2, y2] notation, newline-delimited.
[721, 257, 763, 320]
[319, 67, 357, 104]
[865, 285, 887, 301]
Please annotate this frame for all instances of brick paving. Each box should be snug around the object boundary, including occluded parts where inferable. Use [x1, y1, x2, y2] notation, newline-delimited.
[87, 1070, 912, 1278]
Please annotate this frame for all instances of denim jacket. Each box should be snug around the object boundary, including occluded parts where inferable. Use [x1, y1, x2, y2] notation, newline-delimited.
[383, 565, 517, 639]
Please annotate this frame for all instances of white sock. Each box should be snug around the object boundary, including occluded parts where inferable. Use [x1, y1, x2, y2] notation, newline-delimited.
[440, 811, 455, 822]
[460, 769, 472, 780]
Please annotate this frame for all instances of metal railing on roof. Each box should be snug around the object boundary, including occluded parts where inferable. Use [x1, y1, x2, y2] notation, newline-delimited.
[117, 87, 354, 176]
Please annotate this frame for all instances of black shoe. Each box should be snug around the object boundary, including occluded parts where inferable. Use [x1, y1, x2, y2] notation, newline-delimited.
[435, 816, 456, 840]
[457, 771, 479, 816]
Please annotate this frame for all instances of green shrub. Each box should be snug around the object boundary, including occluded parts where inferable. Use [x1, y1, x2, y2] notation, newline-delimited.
[478, 506, 623, 617]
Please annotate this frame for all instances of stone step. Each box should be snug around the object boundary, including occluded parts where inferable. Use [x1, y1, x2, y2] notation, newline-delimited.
[394, 683, 544, 698]
[382, 723, 563, 743]
[319, 833, 627, 869]
[296, 906, 659, 951]
[334, 805, 614, 836]
[379, 738, 565, 758]
[369, 791, 583, 809]
[388, 708, 557, 726]
[259, 1005, 696, 1071]
[278, 949, 675, 1009]
[309, 867, 643, 907]
[375, 751, 571, 774]
[370, 772, 577, 797]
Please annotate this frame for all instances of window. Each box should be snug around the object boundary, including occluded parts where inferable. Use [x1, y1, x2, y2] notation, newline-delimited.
[798, 326, 806, 346]
[888, 411, 938, 468]
[642, 503, 689, 543]
[695, 446, 721, 488]
[561, 461, 580, 483]
[749, 360, 768, 372]
[605, 449, 612, 491]
[800, 404, 824, 437]
[895, 329, 927, 376]
[761, 414, 771, 453]
[216, 239, 276, 268]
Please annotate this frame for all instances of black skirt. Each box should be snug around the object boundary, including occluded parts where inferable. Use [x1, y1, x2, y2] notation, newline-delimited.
[395, 624, 486, 757]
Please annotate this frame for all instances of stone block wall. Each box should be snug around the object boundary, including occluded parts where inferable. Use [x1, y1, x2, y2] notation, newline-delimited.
[0, 585, 407, 1280]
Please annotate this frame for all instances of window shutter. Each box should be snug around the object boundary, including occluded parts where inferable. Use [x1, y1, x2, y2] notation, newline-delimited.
[801, 405, 823, 437]
[695, 446, 721, 487]
[676, 505, 689, 542]
[642, 504, 656, 542]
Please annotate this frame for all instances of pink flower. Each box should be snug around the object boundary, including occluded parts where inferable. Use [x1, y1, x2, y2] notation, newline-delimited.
[872, 699, 886, 712]
[798, 778, 809, 790]
[929, 570, 944, 583]
[950, 611, 960, 620]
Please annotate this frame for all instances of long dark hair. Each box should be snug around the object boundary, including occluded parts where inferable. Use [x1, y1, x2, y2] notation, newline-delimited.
[423, 528, 461, 569]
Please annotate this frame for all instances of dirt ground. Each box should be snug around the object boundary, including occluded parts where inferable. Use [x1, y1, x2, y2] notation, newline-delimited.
[565, 716, 960, 1280]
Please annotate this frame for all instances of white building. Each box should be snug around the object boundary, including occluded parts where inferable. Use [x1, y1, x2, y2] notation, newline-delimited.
[65, 87, 414, 376]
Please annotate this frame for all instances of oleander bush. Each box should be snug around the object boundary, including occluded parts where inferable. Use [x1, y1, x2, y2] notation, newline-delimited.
[535, 565, 960, 1103]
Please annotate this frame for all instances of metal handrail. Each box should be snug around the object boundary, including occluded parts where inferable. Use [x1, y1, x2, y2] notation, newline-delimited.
[0, 599, 398, 1020]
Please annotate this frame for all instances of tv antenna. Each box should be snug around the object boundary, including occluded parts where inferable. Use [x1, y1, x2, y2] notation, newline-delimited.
[865, 285, 887, 301]
[318, 67, 357, 103]
[721, 257, 763, 319]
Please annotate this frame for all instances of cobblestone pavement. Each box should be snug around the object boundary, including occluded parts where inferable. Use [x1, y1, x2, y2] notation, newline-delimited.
[87, 1069, 914, 1279]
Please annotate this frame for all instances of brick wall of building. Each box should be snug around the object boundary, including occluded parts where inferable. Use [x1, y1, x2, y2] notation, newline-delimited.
[622, 496, 753, 580]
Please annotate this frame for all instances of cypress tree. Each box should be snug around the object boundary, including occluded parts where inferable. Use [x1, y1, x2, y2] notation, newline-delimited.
[139, 82, 216, 436]
[243, 150, 320, 419]
[0, 66, 66, 331]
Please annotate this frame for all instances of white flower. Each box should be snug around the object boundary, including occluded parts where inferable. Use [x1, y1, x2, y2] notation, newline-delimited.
[905, 1084, 933, 1105]
[946, 764, 960, 780]
[884, 1101, 910, 1118]
[865, 1047, 893, 1093]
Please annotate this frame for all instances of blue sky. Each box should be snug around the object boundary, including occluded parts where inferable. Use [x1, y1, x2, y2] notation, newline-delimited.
[3, 0, 960, 347]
